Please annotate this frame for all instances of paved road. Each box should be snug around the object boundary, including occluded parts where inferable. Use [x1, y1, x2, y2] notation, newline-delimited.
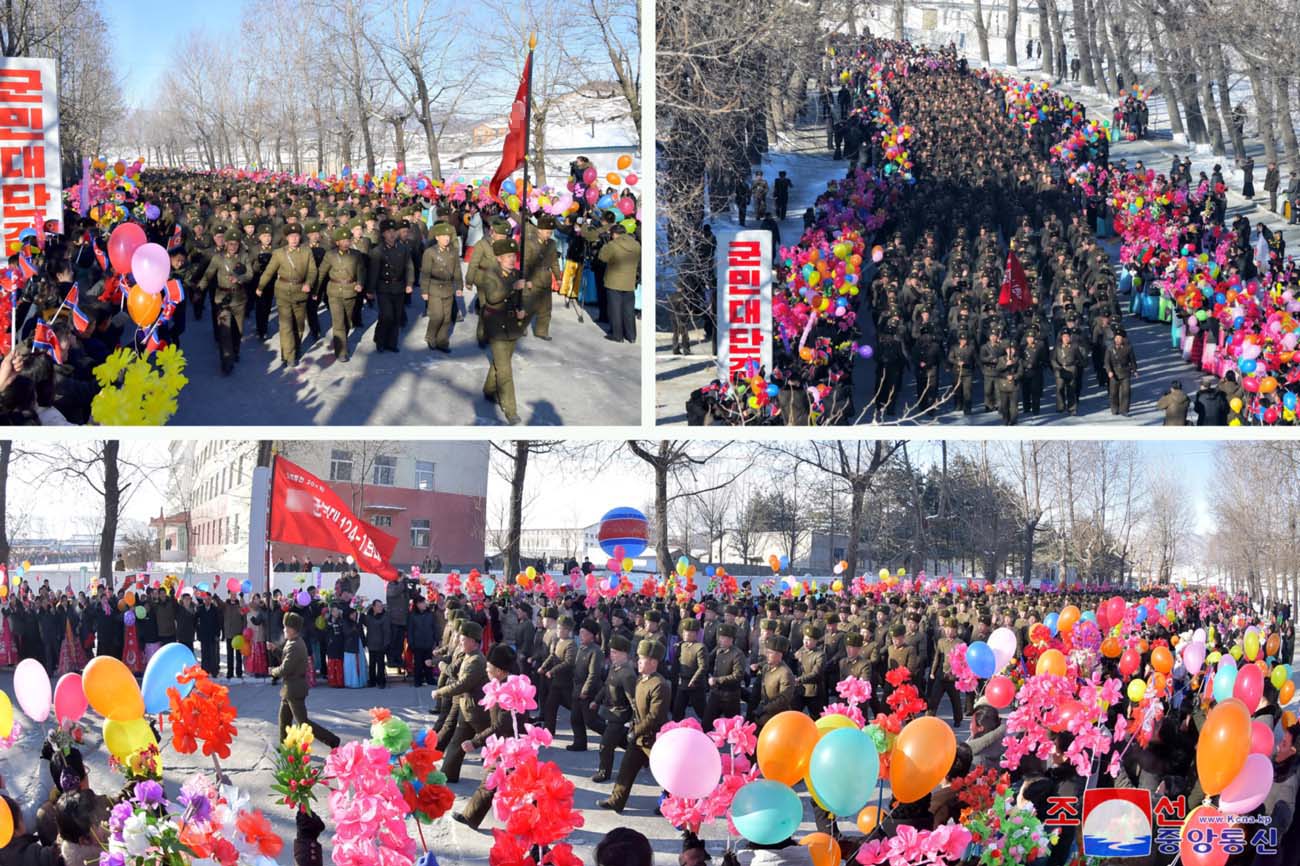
[163, 295, 640, 427]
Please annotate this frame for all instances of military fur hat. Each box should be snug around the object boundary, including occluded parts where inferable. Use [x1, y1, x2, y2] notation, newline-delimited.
[536, 214, 557, 230]
[724, 604, 740, 616]
[891, 624, 906, 637]
[486, 643, 516, 671]
[557, 614, 574, 630]
[580, 617, 600, 636]
[306, 221, 323, 234]
[803, 624, 824, 640]
[764, 635, 789, 654]
[609, 634, 632, 653]
[459, 620, 483, 641]
[283, 223, 303, 237]
[380, 218, 399, 232]
[492, 238, 518, 256]
[432, 222, 454, 238]
[644, 610, 663, 624]
[332, 227, 350, 242]
[759, 618, 778, 631]
[490, 218, 512, 234]
[826, 613, 840, 625]
[541, 606, 558, 619]
[681, 618, 700, 634]
[718, 623, 737, 639]
[638, 639, 666, 661]
[255, 224, 271, 237]
[844, 632, 864, 647]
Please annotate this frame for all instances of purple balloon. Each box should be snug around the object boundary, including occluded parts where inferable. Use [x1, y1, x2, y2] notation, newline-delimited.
[130, 242, 171, 295]
[123, 610, 136, 626]
[858, 344, 874, 359]
[296, 590, 311, 606]
[144, 203, 160, 220]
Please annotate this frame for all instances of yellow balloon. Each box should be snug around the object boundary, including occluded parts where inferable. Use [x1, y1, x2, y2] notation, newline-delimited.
[831, 579, 843, 592]
[815, 714, 858, 737]
[1208, 651, 1222, 664]
[878, 568, 889, 581]
[1127, 678, 1147, 702]
[1230, 645, 1243, 660]
[0, 690, 11, 738]
[1244, 631, 1260, 661]
[621, 557, 633, 572]
[103, 717, 156, 761]
[1271, 666, 1289, 690]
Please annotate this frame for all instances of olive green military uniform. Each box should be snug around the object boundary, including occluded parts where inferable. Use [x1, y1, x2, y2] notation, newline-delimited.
[598, 230, 641, 342]
[794, 625, 827, 717]
[540, 620, 576, 734]
[594, 647, 637, 780]
[257, 243, 318, 364]
[420, 226, 463, 351]
[754, 636, 797, 727]
[672, 621, 709, 722]
[605, 641, 669, 813]
[477, 243, 524, 423]
[317, 230, 368, 361]
[570, 630, 604, 750]
[522, 220, 562, 339]
[466, 230, 500, 344]
[199, 243, 254, 369]
[703, 628, 746, 727]
[434, 629, 489, 783]
[927, 629, 963, 726]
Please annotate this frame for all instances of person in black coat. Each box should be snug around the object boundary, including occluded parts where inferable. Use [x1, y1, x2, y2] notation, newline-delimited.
[1194, 377, 1229, 426]
[36, 601, 62, 674]
[407, 596, 437, 687]
[196, 594, 223, 676]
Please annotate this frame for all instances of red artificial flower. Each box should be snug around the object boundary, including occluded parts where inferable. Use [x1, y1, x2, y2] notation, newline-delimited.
[369, 707, 393, 724]
[402, 781, 455, 820]
[212, 837, 240, 866]
[404, 745, 443, 780]
[885, 667, 912, 688]
[489, 829, 537, 866]
[541, 844, 582, 866]
[168, 665, 238, 759]
[236, 810, 284, 858]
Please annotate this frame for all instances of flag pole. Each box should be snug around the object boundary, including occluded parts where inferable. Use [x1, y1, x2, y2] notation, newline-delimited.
[518, 33, 536, 307]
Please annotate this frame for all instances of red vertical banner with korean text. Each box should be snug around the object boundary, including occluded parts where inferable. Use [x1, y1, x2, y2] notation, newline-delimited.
[268, 455, 400, 581]
[716, 230, 772, 387]
[0, 58, 60, 249]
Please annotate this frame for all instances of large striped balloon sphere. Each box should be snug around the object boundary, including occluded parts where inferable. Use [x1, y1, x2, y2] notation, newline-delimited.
[598, 507, 649, 558]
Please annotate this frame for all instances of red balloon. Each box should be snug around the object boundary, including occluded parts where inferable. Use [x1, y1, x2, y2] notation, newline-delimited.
[986, 675, 1015, 709]
[1249, 720, 1275, 755]
[1052, 699, 1086, 732]
[1119, 649, 1141, 677]
[108, 222, 146, 274]
[1234, 663, 1264, 710]
[1107, 596, 1126, 626]
[1181, 805, 1231, 866]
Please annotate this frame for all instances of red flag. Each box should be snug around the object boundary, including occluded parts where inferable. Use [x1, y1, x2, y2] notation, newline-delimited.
[268, 456, 400, 581]
[998, 250, 1032, 313]
[488, 51, 532, 200]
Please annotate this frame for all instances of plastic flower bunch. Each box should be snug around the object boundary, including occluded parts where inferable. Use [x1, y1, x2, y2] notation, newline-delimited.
[272, 723, 321, 814]
[950, 765, 1008, 817]
[481, 673, 538, 718]
[167, 776, 283, 866]
[325, 740, 417, 866]
[166, 665, 238, 759]
[367, 708, 455, 824]
[91, 345, 188, 425]
[836, 675, 874, 709]
[948, 643, 979, 693]
[999, 673, 1080, 771]
[489, 753, 584, 858]
[100, 781, 189, 866]
[855, 822, 973, 866]
[961, 791, 1057, 866]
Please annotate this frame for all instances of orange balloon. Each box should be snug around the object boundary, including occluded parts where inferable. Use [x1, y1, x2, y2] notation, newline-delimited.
[124, 591, 136, 606]
[1267, 633, 1281, 657]
[757, 711, 819, 786]
[856, 804, 880, 834]
[0, 796, 11, 847]
[1058, 605, 1080, 634]
[83, 656, 144, 721]
[127, 286, 162, 328]
[1152, 672, 1167, 693]
[890, 716, 956, 803]
[1284, 710, 1298, 727]
[617, 154, 633, 170]
[605, 172, 622, 185]
[1281, 681, 1296, 705]
[1036, 648, 1067, 677]
[1101, 637, 1121, 658]
[1197, 698, 1250, 795]
[799, 833, 841, 866]
[1151, 646, 1173, 674]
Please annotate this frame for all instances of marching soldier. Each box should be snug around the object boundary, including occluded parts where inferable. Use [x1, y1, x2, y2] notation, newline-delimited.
[599, 639, 669, 814]
[540, 615, 576, 735]
[420, 223, 463, 353]
[453, 643, 520, 829]
[317, 228, 368, 363]
[1052, 329, 1086, 414]
[754, 635, 796, 728]
[673, 618, 709, 722]
[947, 332, 977, 414]
[724, 604, 750, 654]
[248, 225, 276, 340]
[1104, 330, 1138, 415]
[367, 219, 415, 353]
[887, 624, 920, 694]
[256, 223, 318, 367]
[522, 215, 563, 340]
[591, 634, 637, 783]
[199, 231, 254, 375]
[432, 621, 489, 784]
[468, 219, 511, 344]
[478, 238, 527, 425]
[927, 618, 963, 726]
[703, 622, 746, 728]
[839, 632, 872, 681]
[748, 617, 778, 712]
[529, 606, 559, 710]
[795, 624, 827, 717]
[569, 618, 604, 753]
[305, 222, 329, 342]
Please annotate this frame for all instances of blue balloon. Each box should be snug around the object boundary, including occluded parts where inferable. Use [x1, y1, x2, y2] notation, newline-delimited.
[141, 642, 197, 714]
[1044, 612, 1059, 636]
[482, 577, 496, 595]
[502, 179, 516, 194]
[596, 194, 615, 210]
[967, 641, 996, 679]
[807, 727, 879, 815]
[706, 566, 716, 577]
[197, 582, 210, 592]
[342, 165, 351, 177]
[1135, 606, 1148, 624]
[779, 555, 790, 570]
[608, 574, 619, 589]
[1157, 599, 1168, 613]
[1213, 660, 1238, 703]
[1285, 392, 1298, 411]
[1081, 610, 1097, 624]
[730, 780, 802, 845]
[240, 579, 252, 593]
[1240, 358, 1258, 374]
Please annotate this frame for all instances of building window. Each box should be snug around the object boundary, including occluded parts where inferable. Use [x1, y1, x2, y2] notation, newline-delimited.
[410, 519, 430, 548]
[373, 455, 397, 486]
[414, 460, 434, 491]
[330, 449, 353, 482]
[372, 514, 393, 528]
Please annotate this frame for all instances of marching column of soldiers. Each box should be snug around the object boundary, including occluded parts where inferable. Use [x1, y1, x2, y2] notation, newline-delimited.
[69, 169, 640, 425]
[422, 587, 1113, 824]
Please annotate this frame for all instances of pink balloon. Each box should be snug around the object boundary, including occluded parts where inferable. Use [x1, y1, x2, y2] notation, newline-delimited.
[649, 726, 721, 799]
[1249, 720, 1275, 755]
[1234, 663, 1264, 710]
[582, 166, 597, 185]
[53, 673, 87, 724]
[108, 222, 147, 273]
[625, 173, 638, 186]
[130, 242, 171, 295]
[1219, 753, 1273, 814]
[617, 197, 636, 216]
[584, 186, 600, 206]
[14, 658, 51, 722]
[226, 577, 240, 593]
[1183, 640, 1206, 676]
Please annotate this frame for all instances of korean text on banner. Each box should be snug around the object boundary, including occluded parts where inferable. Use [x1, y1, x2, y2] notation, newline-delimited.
[715, 230, 773, 387]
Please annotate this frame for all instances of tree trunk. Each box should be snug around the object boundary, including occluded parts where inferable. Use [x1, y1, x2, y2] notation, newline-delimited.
[845, 483, 865, 577]
[1038, 2, 1054, 77]
[1200, 75, 1224, 155]
[411, 65, 444, 179]
[654, 459, 670, 580]
[1176, 66, 1208, 143]
[1084, 0, 1105, 92]
[101, 441, 121, 583]
[893, 0, 904, 40]
[0, 441, 9, 568]
[1023, 519, 1037, 583]
[1071, 0, 1094, 88]
[972, 0, 990, 64]
[1213, 44, 1245, 158]
[531, 107, 549, 187]
[1046, 0, 1066, 80]
[391, 117, 407, 170]
[506, 442, 528, 579]
[1147, 17, 1185, 139]
[1005, 0, 1019, 66]
[1275, 77, 1299, 171]
[1248, 64, 1279, 167]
